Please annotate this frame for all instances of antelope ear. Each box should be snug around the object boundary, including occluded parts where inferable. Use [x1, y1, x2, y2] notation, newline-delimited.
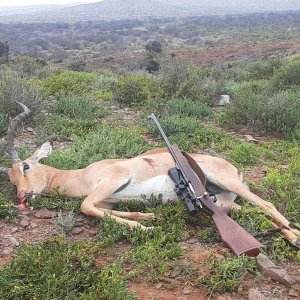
[29, 141, 53, 162]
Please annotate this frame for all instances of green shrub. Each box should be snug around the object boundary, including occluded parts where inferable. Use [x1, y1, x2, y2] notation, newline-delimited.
[0, 70, 43, 117]
[200, 255, 257, 296]
[220, 79, 300, 137]
[0, 194, 18, 220]
[52, 95, 107, 119]
[227, 143, 260, 166]
[158, 57, 208, 102]
[45, 125, 150, 169]
[43, 70, 96, 96]
[0, 237, 134, 300]
[165, 98, 212, 118]
[114, 74, 155, 107]
[270, 56, 300, 91]
[246, 57, 284, 81]
[0, 113, 8, 136]
[264, 155, 300, 221]
[147, 115, 201, 137]
[39, 115, 99, 141]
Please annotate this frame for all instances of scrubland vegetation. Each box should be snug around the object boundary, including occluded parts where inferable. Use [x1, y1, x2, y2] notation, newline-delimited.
[0, 12, 300, 299]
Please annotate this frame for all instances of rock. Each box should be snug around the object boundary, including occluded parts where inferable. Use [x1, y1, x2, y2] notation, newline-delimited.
[182, 287, 192, 295]
[1, 247, 13, 255]
[71, 227, 84, 235]
[7, 236, 19, 247]
[26, 127, 36, 134]
[256, 253, 296, 286]
[291, 275, 300, 283]
[289, 289, 300, 298]
[155, 283, 163, 289]
[170, 269, 181, 278]
[248, 288, 267, 300]
[30, 222, 37, 229]
[186, 237, 198, 244]
[87, 228, 98, 237]
[214, 252, 225, 260]
[11, 227, 18, 234]
[216, 94, 230, 106]
[243, 134, 259, 144]
[19, 219, 30, 228]
[34, 208, 55, 219]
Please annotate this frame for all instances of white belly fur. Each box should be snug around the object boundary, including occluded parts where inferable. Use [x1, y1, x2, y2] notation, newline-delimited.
[109, 175, 177, 203]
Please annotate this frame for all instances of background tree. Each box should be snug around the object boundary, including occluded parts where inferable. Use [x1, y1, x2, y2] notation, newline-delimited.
[144, 40, 163, 73]
[0, 40, 9, 63]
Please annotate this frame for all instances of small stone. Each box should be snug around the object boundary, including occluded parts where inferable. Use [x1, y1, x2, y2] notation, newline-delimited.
[214, 253, 225, 260]
[155, 283, 163, 289]
[71, 227, 84, 235]
[11, 227, 18, 234]
[26, 127, 36, 134]
[182, 287, 192, 295]
[243, 134, 259, 144]
[19, 219, 30, 228]
[30, 222, 37, 229]
[289, 289, 300, 298]
[248, 289, 267, 300]
[7, 236, 19, 247]
[186, 237, 198, 244]
[87, 229, 98, 237]
[291, 275, 300, 283]
[256, 253, 296, 286]
[1, 247, 13, 255]
[34, 208, 55, 219]
[170, 269, 181, 278]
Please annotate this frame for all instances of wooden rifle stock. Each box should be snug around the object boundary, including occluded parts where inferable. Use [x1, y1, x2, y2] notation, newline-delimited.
[171, 144, 262, 256]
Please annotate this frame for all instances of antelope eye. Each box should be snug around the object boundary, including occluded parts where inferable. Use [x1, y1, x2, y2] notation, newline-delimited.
[23, 164, 30, 172]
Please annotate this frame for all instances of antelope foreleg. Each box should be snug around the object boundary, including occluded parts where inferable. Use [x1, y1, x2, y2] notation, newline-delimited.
[98, 208, 155, 220]
[81, 202, 152, 230]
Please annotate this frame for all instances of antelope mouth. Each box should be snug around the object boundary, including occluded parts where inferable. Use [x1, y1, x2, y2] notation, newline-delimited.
[16, 193, 30, 209]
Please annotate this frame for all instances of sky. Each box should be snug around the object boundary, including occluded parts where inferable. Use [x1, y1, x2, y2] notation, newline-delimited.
[0, 0, 101, 7]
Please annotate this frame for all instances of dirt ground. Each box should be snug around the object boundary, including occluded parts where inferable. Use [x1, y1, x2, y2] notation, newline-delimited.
[87, 40, 300, 70]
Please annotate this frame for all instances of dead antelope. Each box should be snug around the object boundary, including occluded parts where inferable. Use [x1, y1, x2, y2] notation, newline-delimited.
[1, 102, 299, 247]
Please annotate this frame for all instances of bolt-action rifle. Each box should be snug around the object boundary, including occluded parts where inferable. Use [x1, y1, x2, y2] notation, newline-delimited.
[149, 113, 261, 256]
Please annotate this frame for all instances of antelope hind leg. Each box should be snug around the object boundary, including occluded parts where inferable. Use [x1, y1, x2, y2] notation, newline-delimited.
[230, 184, 300, 247]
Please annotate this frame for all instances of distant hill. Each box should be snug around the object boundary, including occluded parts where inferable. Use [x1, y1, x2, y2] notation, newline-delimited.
[1, 0, 300, 22]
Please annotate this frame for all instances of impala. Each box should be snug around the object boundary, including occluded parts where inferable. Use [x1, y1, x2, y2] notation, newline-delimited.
[1, 102, 299, 247]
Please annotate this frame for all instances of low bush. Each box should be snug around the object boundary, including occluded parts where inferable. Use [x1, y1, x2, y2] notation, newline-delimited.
[45, 125, 150, 169]
[165, 98, 212, 118]
[114, 74, 156, 107]
[147, 115, 201, 137]
[220, 79, 300, 138]
[39, 115, 99, 141]
[200, 255, 257, 296]
[227, 143, 260, 166]
[270, 56, 300, 91]
[158, 57, 208, 102]
[0, 113, 8, 136]
[43, 70, 96, 96]
[0, 70, 43, 117]
[52, 95, 107, 119]
[0, 237, 134, 300]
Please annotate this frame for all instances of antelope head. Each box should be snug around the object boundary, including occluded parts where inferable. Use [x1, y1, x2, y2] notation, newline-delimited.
[0, 102, 52, 208]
